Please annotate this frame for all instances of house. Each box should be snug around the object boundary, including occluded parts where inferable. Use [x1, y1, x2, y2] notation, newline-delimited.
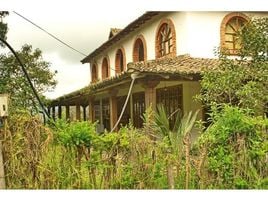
[49, 11, 267, 132]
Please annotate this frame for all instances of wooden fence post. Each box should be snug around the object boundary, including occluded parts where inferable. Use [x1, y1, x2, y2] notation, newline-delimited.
[0, 118, 6, 189]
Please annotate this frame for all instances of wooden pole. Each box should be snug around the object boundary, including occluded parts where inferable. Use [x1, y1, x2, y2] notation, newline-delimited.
[0, 118, 6, 189]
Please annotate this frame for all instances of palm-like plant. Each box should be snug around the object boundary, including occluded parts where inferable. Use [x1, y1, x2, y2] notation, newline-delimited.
[154, 104, 199, 189]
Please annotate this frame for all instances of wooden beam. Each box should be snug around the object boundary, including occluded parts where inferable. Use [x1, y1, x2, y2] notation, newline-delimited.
[58, 105, 62, 119]
[52, 106, 56, 121]
[142, 80, 160, 111]
[66, 105, 70, 121]
[76, 105, 81, 121]
[83, 106, 87, 121]
[88, 97, 94, 122]
[109, 89, 118, 131]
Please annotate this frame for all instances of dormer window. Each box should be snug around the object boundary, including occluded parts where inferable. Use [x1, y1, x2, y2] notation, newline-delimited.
[133, 36, 147, 62]
[221, 13, 249, 54]
[115, 48, 125, 74]
[102, 57, 110, 79]
[156, 19, 176, 59]
[91, 63, 98, 83]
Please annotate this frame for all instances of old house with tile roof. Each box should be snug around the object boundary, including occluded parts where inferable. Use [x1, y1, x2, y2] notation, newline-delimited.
[49, 11, 267, 132]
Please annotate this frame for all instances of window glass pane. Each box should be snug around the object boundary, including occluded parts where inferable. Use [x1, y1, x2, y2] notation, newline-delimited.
[224, 16, 248, 53]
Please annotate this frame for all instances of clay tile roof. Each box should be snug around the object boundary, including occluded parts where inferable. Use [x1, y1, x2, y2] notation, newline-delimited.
[127, 54, 219, 74]
[50, 55, 219, 105]
[50, 72, 130, 105]
[109, 28, 122, 39]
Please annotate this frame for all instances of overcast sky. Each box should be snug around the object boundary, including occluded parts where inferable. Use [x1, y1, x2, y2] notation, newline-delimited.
[1, 0, 266, 99]
[3, 8, 144, 99]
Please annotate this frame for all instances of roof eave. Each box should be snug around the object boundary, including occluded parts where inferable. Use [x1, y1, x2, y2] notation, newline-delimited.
[80, 11, 161, 64]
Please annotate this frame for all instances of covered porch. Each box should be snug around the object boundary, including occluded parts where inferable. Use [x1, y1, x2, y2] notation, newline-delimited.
[49, 55, 218, 132]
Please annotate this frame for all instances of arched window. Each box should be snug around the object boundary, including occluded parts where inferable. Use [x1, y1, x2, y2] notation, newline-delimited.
[91, 63, 98, 83]
[133, 35, 147, 62]
[115, 48, 125, 74]
[155, 19, 176, 59]
[102, 57, 110, 79]
[221, 13, 249, 54]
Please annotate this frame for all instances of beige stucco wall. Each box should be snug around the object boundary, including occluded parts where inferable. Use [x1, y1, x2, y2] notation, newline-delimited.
[89, 11, 268, 83]
[96, 79, 203, 119]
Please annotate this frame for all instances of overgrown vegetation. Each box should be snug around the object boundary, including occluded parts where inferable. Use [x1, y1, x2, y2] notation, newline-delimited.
[1, 103, 267, 189]
[199, 17, 268, 115]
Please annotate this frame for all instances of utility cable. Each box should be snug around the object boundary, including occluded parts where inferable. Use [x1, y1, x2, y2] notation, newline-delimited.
[110, 72, 139, 132]
[0, 38, 51, 120]
[13, 11, 87, 57]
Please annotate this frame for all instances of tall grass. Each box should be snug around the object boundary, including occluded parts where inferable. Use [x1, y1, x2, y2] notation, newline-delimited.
[1, 106, 267, 189]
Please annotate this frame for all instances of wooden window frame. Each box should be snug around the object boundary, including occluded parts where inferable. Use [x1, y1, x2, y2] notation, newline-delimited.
[155, 18, 176, 59]
[220, 12, 249, 55]
[115, 48, 126, 74]
[102, 57, 110, 79]
[91, 63, 98, 83]
[132, 92, 145, 128]
[133, 35, 147, 62]
[156, 84, 183, 129]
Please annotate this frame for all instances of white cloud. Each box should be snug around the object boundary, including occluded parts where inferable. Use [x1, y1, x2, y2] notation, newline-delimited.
[42, 52, 89, 99]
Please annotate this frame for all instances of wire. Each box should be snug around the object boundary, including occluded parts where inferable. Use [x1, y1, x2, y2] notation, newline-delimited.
[13, 11, 87, 57]
[0, 38, 51, 120]
[110, 73, 138, 132]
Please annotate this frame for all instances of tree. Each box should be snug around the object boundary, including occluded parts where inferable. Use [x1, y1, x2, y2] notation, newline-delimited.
[0, 44, 57, 114]
[0, 11, 9, 47]
[200, 17, 268, 115]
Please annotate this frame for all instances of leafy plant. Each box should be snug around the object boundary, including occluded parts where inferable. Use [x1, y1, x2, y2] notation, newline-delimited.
[198, 105, 268, 189]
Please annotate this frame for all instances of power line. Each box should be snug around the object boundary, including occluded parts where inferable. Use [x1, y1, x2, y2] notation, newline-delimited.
[13, 11, 88, 57]
[0, 38, 51, 120]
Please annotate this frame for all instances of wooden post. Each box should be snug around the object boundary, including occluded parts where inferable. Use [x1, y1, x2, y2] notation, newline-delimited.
[47, 107, 51, 116]
[142, 80, 160, 111]
[88, 97, 94, 122]
[52, 106, 56, 121]
[65, 105, 70, 121]
[58, 105, 62, 119]
[76, 105, 81, 121]
[100, 99, 103, 126]
[0, 141, 5, 189]
[0, 118, 7, 189]
[130, 94, 134, 124]
[109, 89, 118, 131]
[83, 106, 87, 121]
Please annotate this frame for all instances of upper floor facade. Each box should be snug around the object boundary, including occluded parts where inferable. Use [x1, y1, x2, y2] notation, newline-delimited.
[81, 11, 268, 83]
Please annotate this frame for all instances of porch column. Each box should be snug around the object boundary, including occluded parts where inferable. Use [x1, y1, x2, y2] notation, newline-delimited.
[142, 80, 160, 111]
[76, 104, 81, 121]
[65, 105, 70, 121]
[47, 107, 51, 117]
[100, 99, 103, 126]
[88, 97, 94, 122]
[109, 89, 118, 131]
[82, 106, 87, 121]
[130, 94, 134, 124]
[58, 105, 62, 119]
[52, 106, 56, 120]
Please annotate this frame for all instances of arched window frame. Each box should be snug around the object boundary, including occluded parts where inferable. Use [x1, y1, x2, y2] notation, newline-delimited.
[101, 56, 110, 79]
[133, 35, 147, 62]
[115, 48, 126, 74]
[155, 18, 176, 59]
[220, 12, 249, 55]
[91, 63, 98, 83]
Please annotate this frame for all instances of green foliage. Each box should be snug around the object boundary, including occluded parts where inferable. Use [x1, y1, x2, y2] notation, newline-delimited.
[155, 104, 199, 155]
[199, 17, 268, 115]
[0, 11, 9, 46]
[55, 119, 96, 148]
[2, 106, 267, 189]
[0, 44, 57, 114]
[199, 105, 268, 189]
